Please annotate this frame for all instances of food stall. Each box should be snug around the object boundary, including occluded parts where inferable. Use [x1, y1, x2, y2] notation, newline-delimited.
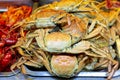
[0, 0, 120, 80]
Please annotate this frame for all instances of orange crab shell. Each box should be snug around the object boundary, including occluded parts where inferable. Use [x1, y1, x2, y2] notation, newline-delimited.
[51, 54, 78, 77]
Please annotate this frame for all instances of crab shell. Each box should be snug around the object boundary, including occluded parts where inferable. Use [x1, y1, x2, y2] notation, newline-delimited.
[51, 54, 77, 77]
[45, 32, 71, 51]
[34, 9, 66, 27]
[50, 54, 88, 78]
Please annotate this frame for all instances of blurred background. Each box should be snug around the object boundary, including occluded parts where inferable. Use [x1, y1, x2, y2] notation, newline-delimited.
[0, 0, 60, 12]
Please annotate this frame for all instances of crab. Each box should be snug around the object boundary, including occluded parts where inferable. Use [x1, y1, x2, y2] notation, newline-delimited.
[27, 45, 89, 78]
[11, 9, 89, 52]
[11, 9, 73, 30]
[25, 43, 118, 79]
[11, 9, 104, 53]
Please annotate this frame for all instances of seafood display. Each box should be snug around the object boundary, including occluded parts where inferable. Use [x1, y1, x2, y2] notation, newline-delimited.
[0, 5, 32, 72]
[6, 0, 120, 80]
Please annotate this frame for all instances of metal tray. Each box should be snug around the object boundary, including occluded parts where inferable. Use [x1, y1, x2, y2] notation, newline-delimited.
[24, 66, 120, 78]
[0, 0, 33, 12]
[0, 8, 7, 12]
[0, 69, 20, 77]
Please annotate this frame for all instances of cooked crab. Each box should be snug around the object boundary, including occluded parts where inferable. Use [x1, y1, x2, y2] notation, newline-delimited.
[11, 9, 90, 53]
[12, 9, 82, 30]
[26, 44, 118, 79]
[31, 47, 89, 78]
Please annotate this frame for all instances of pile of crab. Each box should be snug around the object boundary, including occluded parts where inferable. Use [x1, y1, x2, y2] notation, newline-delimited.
[10, 0, 120, 79]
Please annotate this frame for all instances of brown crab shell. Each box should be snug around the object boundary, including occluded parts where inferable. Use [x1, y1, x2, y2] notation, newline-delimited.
[44, 32, 72, 51]
[51, 54, 78, 78]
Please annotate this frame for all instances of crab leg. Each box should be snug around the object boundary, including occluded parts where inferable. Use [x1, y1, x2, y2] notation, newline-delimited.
[11, 37, 26, 49]
[10, 57, 27, 72]
[107, 61, 119, 80]
[84, 51, 103, 58]
[94, 59, 108, 69]
[34, 29, 47, 50]
[90, 45, 115, 62]
[24, 60, 43, 68]
[64, 41, 91, 53]
[32, 48, 54, 75]
[85, 26, 103, 39]
[21, 65, 27, 74]
[116, 38, 120, 59]
[76, 56, 89, 73]
[16, 47, 30, 56]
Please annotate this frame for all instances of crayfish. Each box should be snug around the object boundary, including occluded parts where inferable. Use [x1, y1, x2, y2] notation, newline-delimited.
[0, 5, 32, 72]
